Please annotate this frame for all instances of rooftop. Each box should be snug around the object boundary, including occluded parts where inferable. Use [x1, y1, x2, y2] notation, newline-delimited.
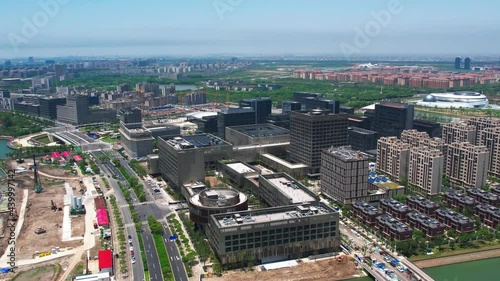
[229, 123, 289, 137]
[435, 207, 472, 224]
[475, 203, 500, 217]
[408, 211, 444, 229]
[353, 201, 383, 216]
[163, 134, 229, 150]
[377, 214, 412, 233]
[265, 176, 316, 204]
[324, 146, 369, 162]
[219, 107, 255, 114]
[214, 203, 335, 228]
[226, 162, 256, 174]
[468, 188, 499, 201]
[407, 195, 440, 209]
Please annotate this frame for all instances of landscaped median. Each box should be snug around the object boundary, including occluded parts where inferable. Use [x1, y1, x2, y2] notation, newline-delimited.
[167, 214, 196, 277]
[148, 215, 174, 281]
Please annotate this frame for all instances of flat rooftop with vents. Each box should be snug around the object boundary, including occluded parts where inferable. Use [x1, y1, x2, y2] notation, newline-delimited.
[259, 173, 318, 206]
[164, 134, 231, 150]
[213, 203, 335, 228]
[225, 123, 290, 146]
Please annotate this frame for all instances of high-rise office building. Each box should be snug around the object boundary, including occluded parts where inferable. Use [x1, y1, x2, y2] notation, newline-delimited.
[480, 127, 500, 178]
[370, 101, 414, 138]
[320, 146, 369, 204]
[409, 146, 444, 195]
[290, 110, 348, 175]
[376, 137, 411, 182]
[282, 100, 302, 113]
[442, 122, 476, 144]
[293, 92, 340, 114]
[239, 97, 272, 123]
[467, 117, 500, 145]
[38, 97, 67, 119]
[57, 94, 116, 124]
[455, 57, 462, 70]
[464, 57, 471, 70]
[217, 108, 256, 139]
[446, 142, 489, 189]
[54, 64, 66, 78]
[347, 126, 378, 151]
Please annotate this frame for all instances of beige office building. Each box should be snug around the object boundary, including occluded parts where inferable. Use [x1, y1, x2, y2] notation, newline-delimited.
[377, 137, 411, 182]
[446, 142, 489, 189]
[409, 147, 444, 195]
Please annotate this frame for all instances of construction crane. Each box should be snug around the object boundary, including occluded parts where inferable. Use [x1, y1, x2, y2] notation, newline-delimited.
[33, 154, 42, 193]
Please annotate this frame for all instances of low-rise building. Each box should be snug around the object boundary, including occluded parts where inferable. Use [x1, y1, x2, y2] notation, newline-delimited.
[188, 188, 248, 224]
[468, 188, 500, 207]
[406, 195, 440, 217]
[375, 214, 413, 241]
[351, 201, 384, 227]
[379, 198, 412, 222]
[258, 173, 318, 207]
[492, 185, 500, 196]
[474, 203, 500, 228]
[407, 211, 446, 238]
[206, 203, 340, 264]
[444, 189, 478, 210]
[220, 161, 259, 188]
[225, 123, 289, 146]
[435, 208, 474, 233]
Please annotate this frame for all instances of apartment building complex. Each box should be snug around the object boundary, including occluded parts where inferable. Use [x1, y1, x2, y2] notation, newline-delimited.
[379, 199, 412, 221]
[442, 122, 476, 145]
[320, 146, 369, 204]
[406, 212, 446, 238]
[467, 117, 500, 145]
[351, 201, 384, 227]
[406, 195, 440, 217]
[479, 127, 500, 177]
[376, 137, 411, 182]
[408, 146, 444, 195]
[435, 208, 475, 233]
[446, 142, 489, 189]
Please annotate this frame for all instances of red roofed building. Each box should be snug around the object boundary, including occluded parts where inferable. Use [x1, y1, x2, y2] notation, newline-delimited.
[94, 196, 106, 210]
[51, 151, 61, 158]
[96, 209, 109, 227]
[98, 249, 113, 274]
[62, 151, 71, 158]
[73, 155, 83, 162]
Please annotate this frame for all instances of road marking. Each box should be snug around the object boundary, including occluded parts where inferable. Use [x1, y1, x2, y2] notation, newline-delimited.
[150, 253, 153, 258]
[153, 263, 155, 269]
[148, 244, 151, 249]
[155, 274, 158, 280]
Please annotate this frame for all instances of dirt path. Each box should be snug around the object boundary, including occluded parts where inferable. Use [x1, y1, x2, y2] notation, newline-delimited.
[37, 170, 80, 180]
[413, 248, 500, 268]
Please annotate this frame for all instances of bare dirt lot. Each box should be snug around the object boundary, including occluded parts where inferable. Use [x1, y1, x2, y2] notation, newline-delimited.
[204, 258, 362, 281]
[2, 161, 84, 259]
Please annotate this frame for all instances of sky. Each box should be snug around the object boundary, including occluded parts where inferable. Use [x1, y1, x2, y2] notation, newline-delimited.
[0, 0, 499, 58]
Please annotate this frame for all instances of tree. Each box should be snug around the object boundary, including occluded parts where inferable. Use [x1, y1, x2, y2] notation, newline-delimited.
[399, 177, 409, 188]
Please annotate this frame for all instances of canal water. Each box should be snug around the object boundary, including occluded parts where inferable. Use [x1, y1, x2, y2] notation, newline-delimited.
[0, 139, 13, 159]
[423, 257, 500, 281]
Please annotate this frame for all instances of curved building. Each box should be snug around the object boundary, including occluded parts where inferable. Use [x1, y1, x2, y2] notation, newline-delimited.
[189, 188, 248, 224]
[417, 91, 488, 109]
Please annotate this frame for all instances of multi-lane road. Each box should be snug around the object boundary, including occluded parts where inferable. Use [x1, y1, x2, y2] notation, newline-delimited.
[93, 149, 188, 281]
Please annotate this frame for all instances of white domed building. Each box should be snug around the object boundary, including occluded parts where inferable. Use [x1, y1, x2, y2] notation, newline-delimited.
[417, 91, 488, 109]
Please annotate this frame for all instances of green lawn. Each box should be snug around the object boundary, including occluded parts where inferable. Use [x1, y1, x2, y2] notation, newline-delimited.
[409, 241, 500, 262]
[32, 135, 51, 144]
[101, 137, 120, 143]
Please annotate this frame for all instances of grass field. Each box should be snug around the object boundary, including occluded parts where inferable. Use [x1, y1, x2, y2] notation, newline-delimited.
[101, 136, 120, 143]
[12, 264, 61, 281]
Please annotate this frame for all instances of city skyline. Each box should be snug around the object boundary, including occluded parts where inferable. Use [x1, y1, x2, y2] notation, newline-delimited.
[1, 0, 500, 58]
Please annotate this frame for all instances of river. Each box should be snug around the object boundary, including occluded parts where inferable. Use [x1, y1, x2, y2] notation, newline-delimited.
[176, 84, 199, 91]
[423, 257, 500, 281]
[0, 139, 13, 159]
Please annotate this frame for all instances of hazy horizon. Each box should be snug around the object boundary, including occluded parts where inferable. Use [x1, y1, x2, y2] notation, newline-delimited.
[1, 0, 499, 59]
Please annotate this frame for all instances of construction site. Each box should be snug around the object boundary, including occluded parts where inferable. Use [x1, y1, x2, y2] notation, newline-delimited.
[204, 256, 363, 281]
[0, 155, 87, 261]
